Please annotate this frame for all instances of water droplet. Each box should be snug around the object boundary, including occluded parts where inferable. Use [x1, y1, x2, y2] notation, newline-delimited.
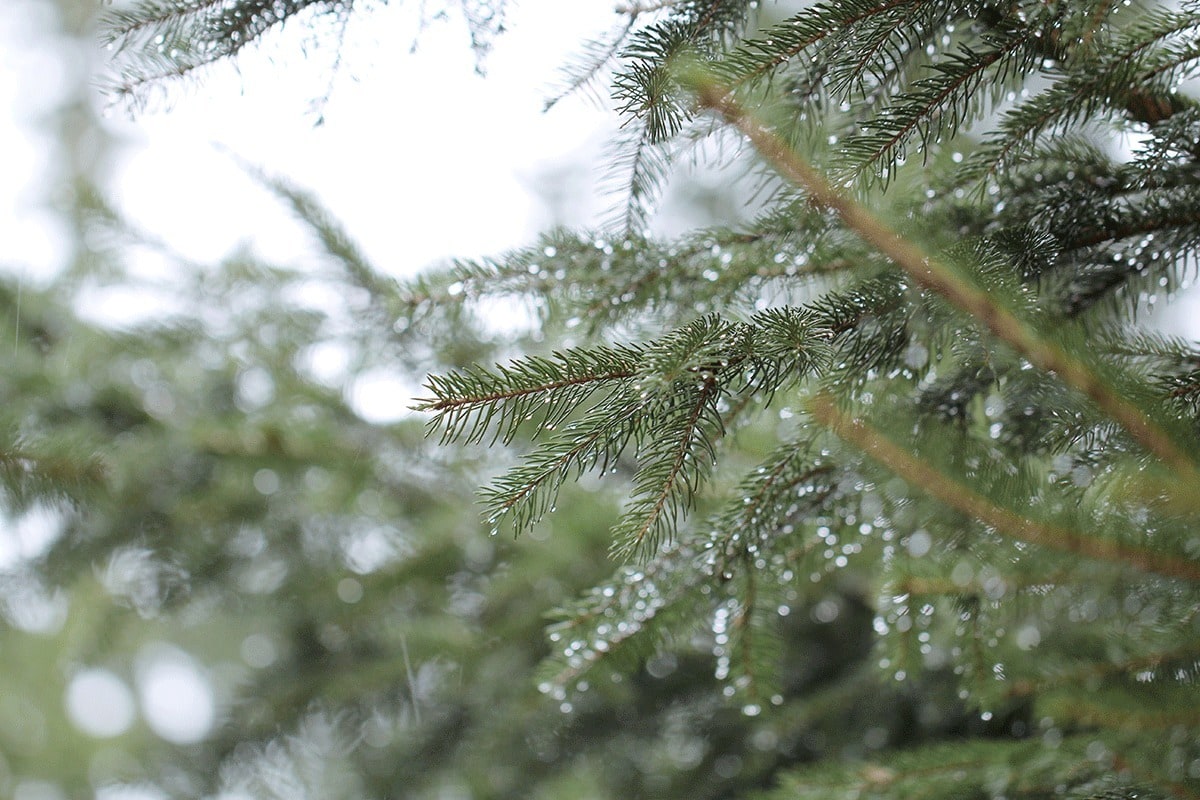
[903, 342, 928, 369]
[906, 530, 932, 557]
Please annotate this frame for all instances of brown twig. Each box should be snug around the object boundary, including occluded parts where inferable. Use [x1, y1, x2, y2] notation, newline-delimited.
[809, 394, 1200, 582]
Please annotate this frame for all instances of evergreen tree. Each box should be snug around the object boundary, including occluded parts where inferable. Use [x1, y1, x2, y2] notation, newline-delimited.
[17, 0, 1200, 795]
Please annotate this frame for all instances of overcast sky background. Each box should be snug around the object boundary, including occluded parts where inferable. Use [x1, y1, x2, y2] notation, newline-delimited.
[5, 0, 1197, 328]
[3, 0, 621, 285]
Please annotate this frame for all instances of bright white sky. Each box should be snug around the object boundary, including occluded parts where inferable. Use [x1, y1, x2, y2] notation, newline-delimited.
[108, 0, 624, 272]
[3, 0, 621, 284]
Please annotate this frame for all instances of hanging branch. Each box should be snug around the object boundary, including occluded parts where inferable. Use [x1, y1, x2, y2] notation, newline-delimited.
[415, 346, 643, 445]
[838, 27, 1041, 180]
[545, 17, 639, 110]
[809, 394, 1200, 583]
[692, 75, 1200, 485]
[609, 373, 722, 558]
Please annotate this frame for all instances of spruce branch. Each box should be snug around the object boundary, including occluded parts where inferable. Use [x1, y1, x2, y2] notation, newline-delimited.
[103, 0, 346, 105]
[420, 308, 834, 549]
[964, 9, 1200, 183]
[415, 346, 642, 445]
[714, 0, 923, 92]
[712, 452, 837, 582]
[764, 737, 1148, 799]
[535, 542, 707, 692]
[610, 356, 723, 559]
[732, 570, 758, 697]
[1003, 640, 1200, 701]
[838, 27, 1040, 179]
[718, 465, 831, 700]
[1043, 690, 1200, 730]
[810, 394, 1200, 583]
[545, 18, 639, 110]
[0, 444, 107, 507]
[607, 122, 675, 233]
[688, 0, 734, 34]
[694, 77, 1200, 483]
[1061, 201, 1200, 252]
[100, 0, 224, 50]
[230, 154, 391, 299]
[479, 394, 645, 533]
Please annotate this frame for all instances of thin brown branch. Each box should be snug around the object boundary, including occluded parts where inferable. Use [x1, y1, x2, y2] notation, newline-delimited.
[810, 394, 1200, 582]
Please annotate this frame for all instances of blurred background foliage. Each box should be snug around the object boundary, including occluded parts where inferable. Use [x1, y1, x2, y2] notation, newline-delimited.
[0, 3, 933, 798]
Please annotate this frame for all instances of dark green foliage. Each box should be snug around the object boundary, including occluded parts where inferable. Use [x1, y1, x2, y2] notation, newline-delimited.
[401, 0, 1200, 794]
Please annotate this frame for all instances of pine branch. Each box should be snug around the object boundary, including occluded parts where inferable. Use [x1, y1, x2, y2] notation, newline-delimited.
[838, 26, 1042, 181]
[545, 18, 638, 111]
[415, 346, 642, 445]
[810, 394, 1200, 583]
[963, 9, 1200, 183]
[694, 77, 1200, 482]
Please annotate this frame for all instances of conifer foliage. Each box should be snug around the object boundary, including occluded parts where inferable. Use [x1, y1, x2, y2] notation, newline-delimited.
[98, 0, 1200, 796]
